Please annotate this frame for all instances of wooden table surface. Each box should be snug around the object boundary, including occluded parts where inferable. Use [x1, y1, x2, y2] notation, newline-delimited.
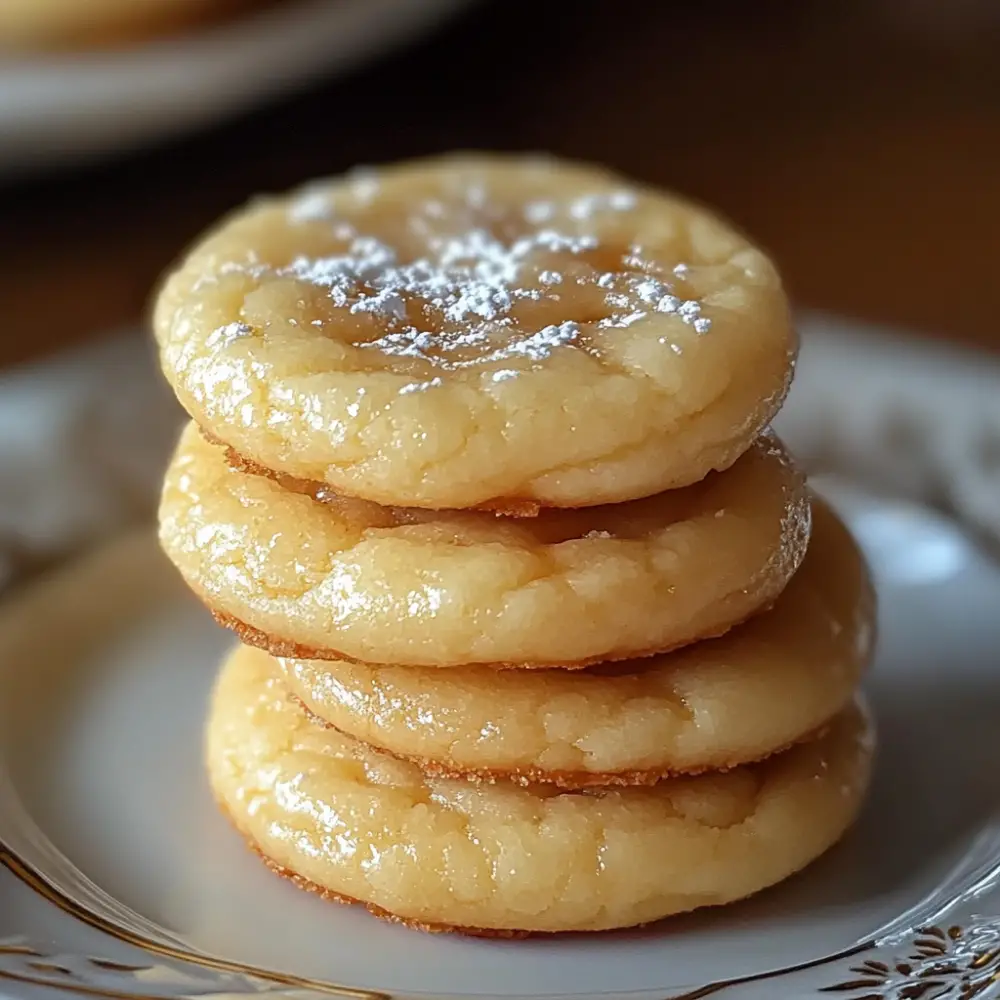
[2, 0, 999, 370]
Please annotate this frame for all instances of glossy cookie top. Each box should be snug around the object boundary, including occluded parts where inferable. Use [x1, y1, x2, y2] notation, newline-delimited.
[159, 424, 810, 668]
[208, 645, 873, 933]
[277, 498, 874, 784]
[154, 153, 796, 509]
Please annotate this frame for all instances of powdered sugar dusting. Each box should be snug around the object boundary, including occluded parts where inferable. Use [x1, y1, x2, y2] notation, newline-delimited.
[347, 165, 380, 204]
[288, 189, 334, 224]
[568, 189, 637, 220]
[594, 267, 709, 334]
[267, 175, 714, 386]
[524, 200, 555, 224]
[345, 387, 367, 418]
[398, 377, 444, 395]
[207, 322, 253, 348]
[502, 321, 579, 360]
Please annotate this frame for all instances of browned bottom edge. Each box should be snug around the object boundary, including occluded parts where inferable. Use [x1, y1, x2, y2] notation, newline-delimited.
[211, 428, 544, 517]
[221, 804, 821, 939]
[258, 852, 534, 939]
[214, 797, 533, 938]
[288, 690, 825, 789]
[212, 767, 854, 940]
[209, 605, 748, 672]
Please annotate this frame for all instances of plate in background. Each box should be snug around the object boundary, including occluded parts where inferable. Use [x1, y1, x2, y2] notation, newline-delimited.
[0, 0, 475, 180]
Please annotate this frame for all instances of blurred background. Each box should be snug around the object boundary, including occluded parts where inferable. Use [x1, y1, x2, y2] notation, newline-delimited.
[0, 0, 998, 582]
[1, 0, 998, 368]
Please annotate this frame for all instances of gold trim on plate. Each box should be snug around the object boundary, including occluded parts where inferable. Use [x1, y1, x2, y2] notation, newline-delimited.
[2, 836, 887, 1000]
[0, 846, 389, 999]
[821, 922, 1000, 999]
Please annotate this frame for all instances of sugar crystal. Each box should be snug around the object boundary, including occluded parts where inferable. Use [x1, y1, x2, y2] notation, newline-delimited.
[271, 183, 714, 366]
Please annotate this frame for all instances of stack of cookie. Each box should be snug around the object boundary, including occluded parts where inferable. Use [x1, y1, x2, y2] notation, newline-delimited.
[155, 155, 875, 935]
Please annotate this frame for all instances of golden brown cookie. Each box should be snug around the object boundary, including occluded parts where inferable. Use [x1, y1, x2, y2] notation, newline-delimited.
[159, 423, 810, 668]
[276, 499, 873, 785]
[206, 645, 874, 934]
[154, 153, 796, 510]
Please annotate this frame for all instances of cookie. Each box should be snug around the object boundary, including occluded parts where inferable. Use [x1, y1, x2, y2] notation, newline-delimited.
[154, 153, 796, 510]
[276, 499, 873, 785]
[206, 646, 874, 934]
[0, 0, 261, 50]
[159, 423, 810, 668]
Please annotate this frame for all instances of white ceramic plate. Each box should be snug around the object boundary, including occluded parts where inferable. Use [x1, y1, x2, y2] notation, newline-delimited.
[0, 0, 474, 179]
[2, 486, 1000, 999]
[2, 316, 1000, 999]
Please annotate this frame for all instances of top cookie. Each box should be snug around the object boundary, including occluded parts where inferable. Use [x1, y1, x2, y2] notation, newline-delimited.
[154, 154, 796, 510]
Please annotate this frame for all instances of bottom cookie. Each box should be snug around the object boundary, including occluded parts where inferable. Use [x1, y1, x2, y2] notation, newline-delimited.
[206, 648, 874, 934]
